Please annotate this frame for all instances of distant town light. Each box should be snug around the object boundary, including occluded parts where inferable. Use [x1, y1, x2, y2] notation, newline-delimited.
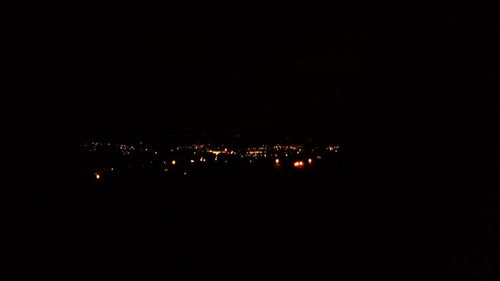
[190, 160, 195, 163]
[164, 168, 169, 172]
[294, 161, 304, 168]
[275, 159, 280, 164]
[171, 160, 176, 165]
[308, 158, 312, 164]
[95, 173, 101, 180]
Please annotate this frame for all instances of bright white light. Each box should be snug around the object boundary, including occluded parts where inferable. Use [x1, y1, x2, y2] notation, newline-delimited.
[190, 160, 195, 163]
[308, 158, 312, 164]
[275, 159, 280, 164]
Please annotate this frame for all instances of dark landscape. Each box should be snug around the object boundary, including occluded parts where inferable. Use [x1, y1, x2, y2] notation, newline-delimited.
[15, 1, 500, 280]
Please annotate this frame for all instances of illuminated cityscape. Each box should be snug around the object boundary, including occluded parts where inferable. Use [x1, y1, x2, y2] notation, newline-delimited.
[81, 141, 341, 179]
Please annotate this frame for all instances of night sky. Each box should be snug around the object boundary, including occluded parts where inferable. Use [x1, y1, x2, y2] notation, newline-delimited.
[44, 1, 493, 143]
[40, 2, 498, 147]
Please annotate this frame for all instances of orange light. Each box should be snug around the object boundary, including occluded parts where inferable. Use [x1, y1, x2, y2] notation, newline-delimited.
[275, 159, 280, 164]
[294, 161, 304, 168]
[95, 173, 101, 180]
[171, 160, 176, 165]
[308, 158, 312, 164]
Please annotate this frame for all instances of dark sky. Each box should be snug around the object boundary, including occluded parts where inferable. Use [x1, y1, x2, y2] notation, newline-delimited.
[38, 1, 499, 146]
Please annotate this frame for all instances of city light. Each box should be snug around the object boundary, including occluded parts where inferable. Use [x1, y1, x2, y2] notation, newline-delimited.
[82, 141, 342, 174]
[294, 161, 304, 168]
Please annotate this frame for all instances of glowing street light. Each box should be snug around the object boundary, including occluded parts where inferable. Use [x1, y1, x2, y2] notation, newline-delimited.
[95, 172, 101, 180]
[275, 159, 280, 164]
[308, 158, 312, 164]
[293, 161, 304, 168]
[171, 160, 176, 165]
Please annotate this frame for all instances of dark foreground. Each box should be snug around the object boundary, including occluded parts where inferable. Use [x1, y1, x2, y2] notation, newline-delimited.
[16, 148, 500, 280]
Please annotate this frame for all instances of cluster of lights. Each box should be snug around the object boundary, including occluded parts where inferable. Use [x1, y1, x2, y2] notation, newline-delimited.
[82, 142, 159, 156]
[84, 142, 340, 159]
[292, 159, 313, 168]
[326, 145, 340, 152]
[91, 155, 321, 182]
[84, 142, 341, 178]
[293, 161, 304, 167]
